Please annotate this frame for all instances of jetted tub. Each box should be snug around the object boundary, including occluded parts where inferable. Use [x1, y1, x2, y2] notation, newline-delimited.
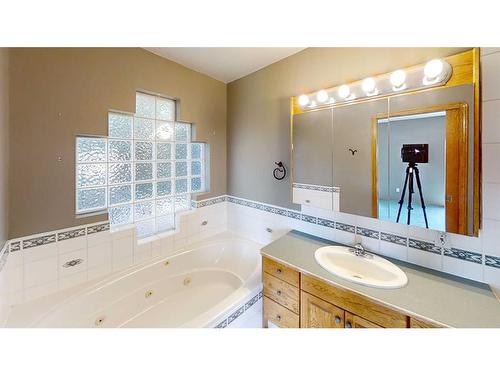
[9, 232, 262, 328]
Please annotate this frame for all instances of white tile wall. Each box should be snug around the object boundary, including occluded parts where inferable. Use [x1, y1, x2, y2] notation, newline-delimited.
[0, 201, 229, 313]
[482, 100, 500, 142]
[482, 219, 500, 257]
[481, 49, 500, 286]
[407, 248, 442, 271]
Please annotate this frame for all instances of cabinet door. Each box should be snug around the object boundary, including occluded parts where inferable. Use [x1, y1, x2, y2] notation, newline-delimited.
[300, 291, 345, 328]
[345, 311, 382, 328]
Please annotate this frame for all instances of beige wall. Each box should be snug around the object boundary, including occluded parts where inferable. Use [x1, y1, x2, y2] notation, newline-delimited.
[0, 49, 9, 247]
[9, 48, 227, 238]
[227, 47, 469, 209]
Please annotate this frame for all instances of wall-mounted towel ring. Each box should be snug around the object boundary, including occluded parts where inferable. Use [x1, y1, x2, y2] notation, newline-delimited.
[273, 161, 287, 180]
[349, 148, 358, 156]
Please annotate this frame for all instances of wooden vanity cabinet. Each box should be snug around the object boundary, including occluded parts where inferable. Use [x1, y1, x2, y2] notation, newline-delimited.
[262, 256, 444, 328]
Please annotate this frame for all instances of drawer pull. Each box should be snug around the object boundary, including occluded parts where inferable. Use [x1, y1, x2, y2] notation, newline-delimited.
[305, 199, 311, 203]
[276, 314, 282, 321]
[276, 268, 282, 274]
[276, 290, 282, 296]
[335, 316, 341, 324]
[346, 321, 352, 328]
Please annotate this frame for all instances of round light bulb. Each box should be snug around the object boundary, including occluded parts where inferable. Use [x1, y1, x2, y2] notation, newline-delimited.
[424, 59, 444, 80]
[390, 69, 406, 89]
[316, 90, 329, 103]
[298, 94, 310, 107]
[338, 84, 350, 99]
[361, 77, 376, 94]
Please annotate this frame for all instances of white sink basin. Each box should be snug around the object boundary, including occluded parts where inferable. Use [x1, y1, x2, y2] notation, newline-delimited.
[314, 246, 408, 289]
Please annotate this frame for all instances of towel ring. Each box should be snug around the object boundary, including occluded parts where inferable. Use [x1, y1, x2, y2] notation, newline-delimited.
[273, 161, 286, 180]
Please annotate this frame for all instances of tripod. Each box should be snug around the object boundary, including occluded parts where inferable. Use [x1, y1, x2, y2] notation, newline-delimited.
[396, 162, 429, 228]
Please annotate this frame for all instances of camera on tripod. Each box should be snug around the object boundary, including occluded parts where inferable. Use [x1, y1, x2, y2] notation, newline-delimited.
[396, 144, 430, 228]
[401, 144, 429, 164]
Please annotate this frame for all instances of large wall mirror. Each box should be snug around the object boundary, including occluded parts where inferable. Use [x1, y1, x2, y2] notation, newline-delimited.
[291, 49, 480, 237]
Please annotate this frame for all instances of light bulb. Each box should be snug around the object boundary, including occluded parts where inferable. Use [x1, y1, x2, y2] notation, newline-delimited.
[338, 84, 350, 99]
[361, 77, 377, 95]
[316, 90, 329, 103]
[424, 59, 444, 80]
[298, 94, 309, 107]
[390, 69, 406, 90]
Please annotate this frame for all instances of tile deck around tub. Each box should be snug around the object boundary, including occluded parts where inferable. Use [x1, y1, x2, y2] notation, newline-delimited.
[214, 291, 263, 328]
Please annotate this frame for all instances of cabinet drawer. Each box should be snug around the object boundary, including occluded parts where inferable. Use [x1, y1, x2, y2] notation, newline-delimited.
[263, 257, 300, 287]
[263, 296, 299, 328]
[263, 273, 300, 314]
[301, 274, 408, 328]
[293, 186, 333, 210]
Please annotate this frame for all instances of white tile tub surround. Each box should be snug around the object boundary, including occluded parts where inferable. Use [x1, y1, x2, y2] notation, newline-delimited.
[0, 199, 228, 312]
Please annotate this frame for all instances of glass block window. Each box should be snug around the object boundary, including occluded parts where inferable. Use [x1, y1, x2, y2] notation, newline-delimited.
[75, 92, 206, 238]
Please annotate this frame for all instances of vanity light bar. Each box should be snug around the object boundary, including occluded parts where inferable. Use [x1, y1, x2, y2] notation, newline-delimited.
[298, 59, 452, 109]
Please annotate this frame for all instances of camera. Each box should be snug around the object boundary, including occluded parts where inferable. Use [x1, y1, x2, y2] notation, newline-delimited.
[401, 144, 428, 164]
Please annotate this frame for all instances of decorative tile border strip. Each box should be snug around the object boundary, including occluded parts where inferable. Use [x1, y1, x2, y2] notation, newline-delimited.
[9, 241, 21, 252]
[7, 197, 229, 254]
[22, 234, 56, 249]
[8, 222, 110, 252]
[408, 239, 442, 255]
[444, 248, 483, 264]
[301, 214, 317, 224]
[380, 232, 407, 246]
[192, 196, 226, 208]
[356, 226, 380, 239]
[58, 228, 86, 241]
[317, 218, 335, 228]
[2, 193, 488, 278]
[336, 222, 355, 233]
[87, 223, 110, 234]
[227, 306, 245, 325]
[485, 255, 500, 269]
[214, 290, 263, 328]
[292, 183, 340, 193]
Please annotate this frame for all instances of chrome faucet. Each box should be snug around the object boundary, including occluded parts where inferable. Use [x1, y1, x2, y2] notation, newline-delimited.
[350, 243, 372, 258]
[353, 243, 366, 257]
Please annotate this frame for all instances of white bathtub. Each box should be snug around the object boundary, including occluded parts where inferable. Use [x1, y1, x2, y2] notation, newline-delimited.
[8, 232, 262, 328]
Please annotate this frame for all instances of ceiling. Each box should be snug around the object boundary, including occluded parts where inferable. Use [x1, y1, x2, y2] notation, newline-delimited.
[145, 47, 306, 83]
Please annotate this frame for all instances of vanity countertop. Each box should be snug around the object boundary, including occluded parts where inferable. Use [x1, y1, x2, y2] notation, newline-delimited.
[261, 230, 500, 328]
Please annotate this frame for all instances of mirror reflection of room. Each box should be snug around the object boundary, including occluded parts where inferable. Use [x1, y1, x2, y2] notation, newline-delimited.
[377, 112, 446, 231]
